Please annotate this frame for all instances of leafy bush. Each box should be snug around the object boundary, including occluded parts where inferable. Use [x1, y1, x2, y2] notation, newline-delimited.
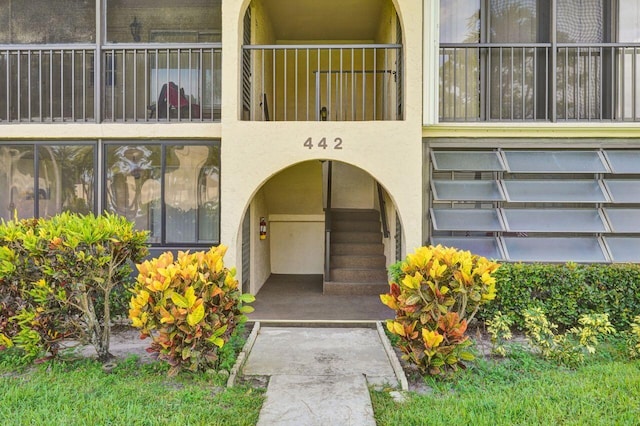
[381, 245, 500, 375]
[480, 262, 640, 331]
[523, 307, 615, 367]
[486, 311, 514, 357]
[0, 213, 148, 361]
[627, 315, 640, 359]
[129, 246, 255, 376]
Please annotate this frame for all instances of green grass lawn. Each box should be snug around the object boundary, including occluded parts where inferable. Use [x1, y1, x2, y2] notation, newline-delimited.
[372, 346, 640, 426]
[0, 354, 264, 426]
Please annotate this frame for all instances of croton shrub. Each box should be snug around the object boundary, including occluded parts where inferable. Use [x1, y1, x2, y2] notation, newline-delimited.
[129, 246, 255, 376]
[381, 245, 500, 375]
[0, 213, 148, 361]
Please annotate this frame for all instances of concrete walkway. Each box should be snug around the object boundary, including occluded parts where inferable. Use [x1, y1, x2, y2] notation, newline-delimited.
[242, 326, 404, 426]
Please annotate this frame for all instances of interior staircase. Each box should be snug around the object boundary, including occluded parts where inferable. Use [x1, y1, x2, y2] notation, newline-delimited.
[323, 209, 389, 296]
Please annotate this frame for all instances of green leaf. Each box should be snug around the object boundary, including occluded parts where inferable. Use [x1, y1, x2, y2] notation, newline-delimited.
[212, 324, 228, 338]
[239, 293, 256, 303]
[207, 336, 225, 348]
[459, 351, 475, 361]
[187, 304, 205, 326]
[170, 291, 189, 308]
[405, 294, 422, 305]
[239, 305, 255, 314]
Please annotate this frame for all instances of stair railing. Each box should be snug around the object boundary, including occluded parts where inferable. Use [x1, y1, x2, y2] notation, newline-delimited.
[377, 183, 390, 238]
[324, 161, 333, 281]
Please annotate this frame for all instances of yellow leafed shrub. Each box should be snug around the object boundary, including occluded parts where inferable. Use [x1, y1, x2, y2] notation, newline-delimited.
[129, 245, 254, 376]
[381, 245, 500, 375]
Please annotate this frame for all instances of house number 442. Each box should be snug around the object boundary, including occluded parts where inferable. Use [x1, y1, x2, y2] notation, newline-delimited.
[303, 137, 343, 150]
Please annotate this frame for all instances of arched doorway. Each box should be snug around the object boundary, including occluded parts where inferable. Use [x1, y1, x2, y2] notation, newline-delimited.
[241, 160, 402, 320]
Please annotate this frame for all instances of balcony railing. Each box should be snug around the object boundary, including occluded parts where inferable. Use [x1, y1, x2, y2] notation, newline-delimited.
[0, 45, 95, 122]
[0, 44, 221, 123]
[440, 43, 640, 122]
[242, 44, 402, 121]
[102, 44, 221, 122]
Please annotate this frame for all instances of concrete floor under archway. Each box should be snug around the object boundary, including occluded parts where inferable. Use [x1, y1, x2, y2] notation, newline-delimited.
[248, 274, 393, 322]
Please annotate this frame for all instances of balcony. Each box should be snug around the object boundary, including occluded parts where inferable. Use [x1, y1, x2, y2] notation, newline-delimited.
[0, 44, 221, 123]
[242, 44, 402, 121]
[439, 43, 640, 122]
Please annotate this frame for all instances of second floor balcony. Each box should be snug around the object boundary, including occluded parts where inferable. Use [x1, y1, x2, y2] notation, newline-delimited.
[440, 42, 640, 122]
[242, 44, 402, 122]
[0, 44, 221, 123]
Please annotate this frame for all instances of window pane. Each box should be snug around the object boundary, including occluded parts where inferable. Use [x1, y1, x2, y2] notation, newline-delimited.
[503, 180, 608, 202]
[0, 145, 35, 221]
[106, 0, 222, 43]
[503, 150, 608, 173]
[503, 209, 607, 233]
[432, 208, 504, 231]
[504, 237, 607, 262]
[105, 145, 162, 243]
[165, 144, 219, 244]
[38, 145, 95, 218]
[605, 237, 640, 263]
[440, 0, 480, 43]
[557, 0, 603, 43]
[432, 151, 504, 171]
[489, 0, 543, 43]
[431, 237, 503, 260]
[432, 180, 505, 201]
[618, 0, 640, 42]
[0, 0, 95, 44]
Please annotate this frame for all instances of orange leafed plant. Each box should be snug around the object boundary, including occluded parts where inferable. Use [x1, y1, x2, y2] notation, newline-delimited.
[381, 245, 500, 375]
[129, 245, 254, 376]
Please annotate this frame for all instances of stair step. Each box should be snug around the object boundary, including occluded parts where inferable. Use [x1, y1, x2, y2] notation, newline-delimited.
[330, 268, 388, 282]
[323, 281, 389, 296]
[330, 209, 380, 222]
[332, 231, 381, 243]
[330, 255, 386, 269]
[331, 220, 381, 232]
[331, 243, 384, 255]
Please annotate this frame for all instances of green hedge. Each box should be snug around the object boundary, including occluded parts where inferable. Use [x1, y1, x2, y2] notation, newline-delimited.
[478, 263, 640, 331]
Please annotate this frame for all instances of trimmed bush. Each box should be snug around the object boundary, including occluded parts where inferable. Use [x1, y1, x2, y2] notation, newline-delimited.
[129, 246, 254, 376]
[479, 263, 640, 331]
[0, 213, 148, 361]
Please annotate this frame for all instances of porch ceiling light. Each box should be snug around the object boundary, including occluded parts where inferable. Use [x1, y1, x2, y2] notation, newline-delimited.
[130, 17, 142, 42]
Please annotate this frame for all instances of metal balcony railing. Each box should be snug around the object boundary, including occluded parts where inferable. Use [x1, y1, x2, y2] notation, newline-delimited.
[0, 45, 96, 122]
[439, 43, 640, 122]
[0, 44, 221, 123]
[242, 44, 403, 121]
[102, 44, 221, 122]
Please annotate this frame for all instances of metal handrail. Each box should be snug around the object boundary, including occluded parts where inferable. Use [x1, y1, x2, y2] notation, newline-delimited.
[324, 161, 333, 281]
[377, 183, 390, 238]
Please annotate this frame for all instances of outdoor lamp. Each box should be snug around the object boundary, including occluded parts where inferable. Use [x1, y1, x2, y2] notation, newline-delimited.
[130, 17, 142, 42]
[320, 106, 327, 121]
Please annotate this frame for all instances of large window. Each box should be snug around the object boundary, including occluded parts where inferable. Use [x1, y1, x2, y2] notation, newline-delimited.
[106, 0, 221, 43]
[0, 0, 95, 44]
[439, 0, 640, 121]
[0, 143, 95, 221]
[104, 141, 220, 245]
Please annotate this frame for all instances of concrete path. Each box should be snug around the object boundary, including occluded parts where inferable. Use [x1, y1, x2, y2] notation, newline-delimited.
[242, 326, 401, 426]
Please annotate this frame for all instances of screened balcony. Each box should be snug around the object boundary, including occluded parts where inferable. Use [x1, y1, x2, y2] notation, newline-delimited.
[439, 0, 640, 122]
[439, 43, 640, 122]
[242, 44, 402, 121]
[0, 0, 221, 123]
[0, 45, 96, 122]
[102, 45, 221, 122]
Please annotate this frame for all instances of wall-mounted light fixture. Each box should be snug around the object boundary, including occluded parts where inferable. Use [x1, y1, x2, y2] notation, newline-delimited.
[320, 106, 327, 121]
[130, 17, 142, 42]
